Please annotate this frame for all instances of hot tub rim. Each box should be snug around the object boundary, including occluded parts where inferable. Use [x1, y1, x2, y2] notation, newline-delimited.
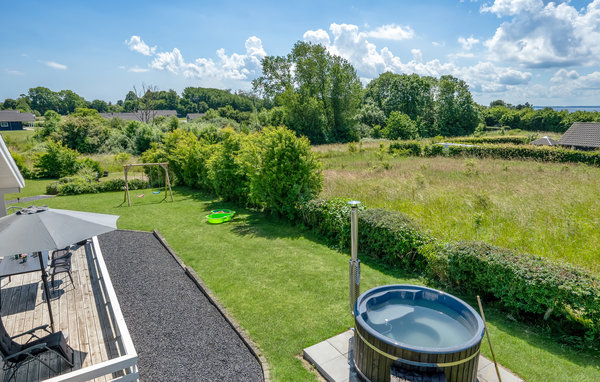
[354, 284, 485, 354]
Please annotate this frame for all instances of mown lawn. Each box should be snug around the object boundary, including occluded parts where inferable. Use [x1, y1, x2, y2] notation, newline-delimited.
[316, 146, 600, 273]
[11, 188, 599, 381]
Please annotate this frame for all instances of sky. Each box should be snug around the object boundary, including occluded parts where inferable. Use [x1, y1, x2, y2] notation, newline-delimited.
[1, 0, 599, 106]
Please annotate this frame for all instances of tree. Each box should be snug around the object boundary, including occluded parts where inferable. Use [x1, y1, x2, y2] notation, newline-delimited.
[356, 99, 386, 127]
[383, 112, 418, 140]
[253, 41, 362, 143]
[28, 86, 59, 114]
[90, 99, 109, 113]
[434, 75, 479, 136]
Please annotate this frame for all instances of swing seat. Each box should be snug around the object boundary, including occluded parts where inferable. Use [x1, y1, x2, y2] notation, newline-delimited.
[152, 190, 161, 194]
[136, 194, 145, 198]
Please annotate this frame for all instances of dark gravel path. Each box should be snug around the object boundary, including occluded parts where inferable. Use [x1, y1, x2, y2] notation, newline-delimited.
[6, 194, 56, 205]
[98, 230, 263, 382]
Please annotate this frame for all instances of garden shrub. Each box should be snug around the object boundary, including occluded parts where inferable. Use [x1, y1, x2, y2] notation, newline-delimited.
[301, 197, 366, 248]
[207, 128, 249, 203]
[435, 242, 600, 339]
[358, 209, 431, 269]
[34, 141, 80, 178]
[46, 175, 148, 196]
[9, 149, 33, 179]
[242, 126, 323, 219]
[388, 141, 422, 156]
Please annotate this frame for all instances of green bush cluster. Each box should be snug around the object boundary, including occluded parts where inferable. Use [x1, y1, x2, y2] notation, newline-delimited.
[301, 198, 600, 344]
[32, 141, 104, 178]
[388, 141, 422, 156]
[144, 126, 322, 218]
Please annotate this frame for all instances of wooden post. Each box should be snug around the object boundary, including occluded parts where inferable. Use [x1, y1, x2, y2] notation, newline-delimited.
[123, 165, 131, 207]
[477, 296, 502, 382]
[162, 163, 174, 202]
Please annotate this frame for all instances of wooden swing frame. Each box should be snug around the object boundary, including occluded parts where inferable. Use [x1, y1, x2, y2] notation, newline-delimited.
[123, 162, 174, 206]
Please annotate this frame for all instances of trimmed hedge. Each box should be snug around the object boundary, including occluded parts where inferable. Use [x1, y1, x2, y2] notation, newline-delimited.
[388, 140, 600, 167]
[446, 136, 529, 145]
[301, 198, 600, 343]
[447, 144, 600, 166]
[427, 242, 600, 335]
[46, 177, 148, 196]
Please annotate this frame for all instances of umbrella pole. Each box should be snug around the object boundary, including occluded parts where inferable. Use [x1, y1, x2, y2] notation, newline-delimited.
[37, 251, 55, 332]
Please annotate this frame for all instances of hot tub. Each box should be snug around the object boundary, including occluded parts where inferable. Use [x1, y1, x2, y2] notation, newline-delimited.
[353, 285, 484, 382]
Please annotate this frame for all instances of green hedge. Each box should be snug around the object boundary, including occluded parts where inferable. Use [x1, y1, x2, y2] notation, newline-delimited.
[447, 144, 600, 166]
[46, 177, 148, 196]
[389, 140, 600, 167]
[446, 136, 529, 145]
[301, 198, 600, 343]
[426, 242, 600, 335]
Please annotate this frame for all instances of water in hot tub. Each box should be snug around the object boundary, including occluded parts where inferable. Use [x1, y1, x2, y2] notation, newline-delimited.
[365, 299, 473, 348]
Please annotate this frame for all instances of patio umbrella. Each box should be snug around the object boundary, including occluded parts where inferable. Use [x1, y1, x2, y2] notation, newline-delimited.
[0, 205, 119, 331]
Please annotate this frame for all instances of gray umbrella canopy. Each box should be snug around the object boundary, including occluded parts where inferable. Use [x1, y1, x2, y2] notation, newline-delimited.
[0, 206, 119, 257]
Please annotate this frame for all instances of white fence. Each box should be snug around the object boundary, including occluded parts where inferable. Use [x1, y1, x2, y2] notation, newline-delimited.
[45, 236, 138, 382]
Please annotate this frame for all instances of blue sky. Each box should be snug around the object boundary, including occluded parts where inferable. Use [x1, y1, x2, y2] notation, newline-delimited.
[1, 0, 599, 106]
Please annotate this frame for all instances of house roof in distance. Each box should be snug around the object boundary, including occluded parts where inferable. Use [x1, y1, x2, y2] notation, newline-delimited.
[186, 113, 205, 121]
[558, 122, 600, 148]
[99, 110, 177, 121]
[0, 134, 25, 190]
[530, 136, 559, 146]
[0, 110, 36, 122]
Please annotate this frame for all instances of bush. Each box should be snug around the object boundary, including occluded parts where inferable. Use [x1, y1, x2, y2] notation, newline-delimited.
[9, 149, 33, 179]
[301, 198, 366, 248]
[46, 175, 149, 196]
[242, 126, 323, 219]
[447, 136, 529, 145]
[34, 141, 80, 178]
[388, 141, 422, 156]
[78, 158, 103, 178]
[433, 242, 600, 338]
[383, 112, 418, 140]
[358, 209, 431, 268]
[207, 128, 249, 203]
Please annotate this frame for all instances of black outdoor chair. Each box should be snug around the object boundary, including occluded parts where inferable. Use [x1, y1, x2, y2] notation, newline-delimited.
[50, 252, 74, 293]
[0, 319, 74, 381]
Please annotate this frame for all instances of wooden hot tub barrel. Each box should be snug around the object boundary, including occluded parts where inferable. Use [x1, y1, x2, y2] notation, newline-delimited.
[353, 285, 484, 382]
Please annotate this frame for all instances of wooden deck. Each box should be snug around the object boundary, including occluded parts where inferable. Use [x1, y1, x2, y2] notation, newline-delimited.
[0, 242, 126, 381]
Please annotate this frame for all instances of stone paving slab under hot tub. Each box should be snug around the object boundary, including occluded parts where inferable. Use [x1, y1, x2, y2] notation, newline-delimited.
[303, 330, 523, 382]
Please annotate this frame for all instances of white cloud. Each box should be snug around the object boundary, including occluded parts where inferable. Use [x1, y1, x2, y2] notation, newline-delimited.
[303, 29, 330, 46]
[551, 68, 580, 82]
[125, 35, 156, 56]
[5, 69, 24, 75]
[45, 61, 67, 70]
[432, 41, 446, 47]
[364, 24, 414, 40]
[128, 66, 150, 73]
[482, 0, 600, 68]
[458, 36, 480, 50]
[149, 36, 266, 81]
[481, 0, 543, 16]
[303, 23, 531, 96]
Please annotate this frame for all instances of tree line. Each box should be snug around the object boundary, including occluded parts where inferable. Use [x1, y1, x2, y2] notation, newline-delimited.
[3, 40, 600, 145]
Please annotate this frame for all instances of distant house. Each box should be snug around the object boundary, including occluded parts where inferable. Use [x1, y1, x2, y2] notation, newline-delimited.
[99, 110, 177, 123]
[558, 122, 600, 150]
[530, 136, 559, 146]
[186, 113, 205, 122]
[0, 110, 35, 131]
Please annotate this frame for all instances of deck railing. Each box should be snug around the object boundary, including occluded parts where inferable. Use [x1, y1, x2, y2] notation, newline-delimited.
[45, 236, 138, 382]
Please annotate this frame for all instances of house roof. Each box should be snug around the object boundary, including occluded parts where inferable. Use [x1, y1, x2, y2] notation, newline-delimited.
[0, 110, 35, 122]
[530, 136, 559, 146]
[186, 113, 205, 120]
[559, 122, 600, 148]
[0, 134, 25, 191]
[99, 110, 177, 121]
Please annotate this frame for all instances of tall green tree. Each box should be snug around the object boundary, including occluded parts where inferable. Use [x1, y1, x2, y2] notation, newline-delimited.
[253, 41, 362, 143]
[28, 86, 59, 114]
[434, 75, 479, 136]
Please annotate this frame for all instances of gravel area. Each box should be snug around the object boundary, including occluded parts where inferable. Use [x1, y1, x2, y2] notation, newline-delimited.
[98, 230, 263, 382]
[6, 194, 56, 205]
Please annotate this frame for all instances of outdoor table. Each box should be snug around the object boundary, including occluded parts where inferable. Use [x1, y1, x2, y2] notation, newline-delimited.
[0, 251, 49, 309]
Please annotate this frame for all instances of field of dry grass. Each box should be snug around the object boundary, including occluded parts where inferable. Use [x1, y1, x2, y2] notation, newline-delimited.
[316, 143, 600, 273]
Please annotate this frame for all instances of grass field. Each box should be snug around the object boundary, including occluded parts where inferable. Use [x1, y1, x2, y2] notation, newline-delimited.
[316, 144, 600, 273]
[9, 189, 600, 382]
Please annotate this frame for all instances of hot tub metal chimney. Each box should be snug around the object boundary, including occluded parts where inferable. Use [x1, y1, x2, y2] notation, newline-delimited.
[349, 200, 361, 315]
